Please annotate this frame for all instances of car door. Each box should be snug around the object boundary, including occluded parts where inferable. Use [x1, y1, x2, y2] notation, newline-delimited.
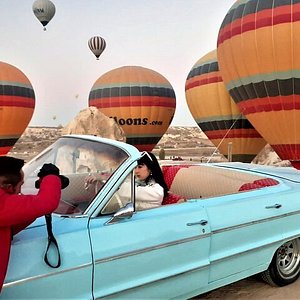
[88, 178, 211, 299]
[2, 217, 93, 299]
[205, 185, 291, 284]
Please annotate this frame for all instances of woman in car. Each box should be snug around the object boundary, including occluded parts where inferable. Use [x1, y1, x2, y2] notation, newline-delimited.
[132, 151, 168, 210]
[85, 151, 169, 210]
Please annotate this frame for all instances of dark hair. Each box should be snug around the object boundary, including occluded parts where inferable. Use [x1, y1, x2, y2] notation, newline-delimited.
[2, 173, 23, 186]
[0, 156, 24, 174]
[0, 156, 24, 187]
[137, 152, 168, 197]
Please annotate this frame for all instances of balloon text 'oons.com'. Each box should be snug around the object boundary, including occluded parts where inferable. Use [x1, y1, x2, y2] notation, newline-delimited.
[111, 117, 163, 127]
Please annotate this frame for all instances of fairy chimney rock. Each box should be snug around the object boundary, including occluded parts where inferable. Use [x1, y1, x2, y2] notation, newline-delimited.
[62, 107, 126, 142]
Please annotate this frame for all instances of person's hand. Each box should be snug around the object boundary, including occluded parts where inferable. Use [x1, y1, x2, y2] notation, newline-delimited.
[85, 174, 97, 185]
[84, 174, 98, 190]
[37, 163, 60, 178]
[35, 163, 69, 189]
[84, 173, 110, 190]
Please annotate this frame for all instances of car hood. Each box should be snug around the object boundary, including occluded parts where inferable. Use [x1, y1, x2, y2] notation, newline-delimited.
[216, 162, 300, 183]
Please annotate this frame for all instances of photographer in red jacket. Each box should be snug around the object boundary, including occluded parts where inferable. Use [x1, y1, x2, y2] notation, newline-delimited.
[0, 156, 68, 292]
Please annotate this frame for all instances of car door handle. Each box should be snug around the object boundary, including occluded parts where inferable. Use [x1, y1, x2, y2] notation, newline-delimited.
[187, 220, 208, 226]
[265, 204, 282, 209]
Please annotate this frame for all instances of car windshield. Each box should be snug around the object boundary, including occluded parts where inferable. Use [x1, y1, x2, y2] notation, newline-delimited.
[22, 136, 129, 216]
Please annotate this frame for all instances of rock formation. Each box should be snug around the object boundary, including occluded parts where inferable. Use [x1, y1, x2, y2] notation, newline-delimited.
[62, 106, 126, 142]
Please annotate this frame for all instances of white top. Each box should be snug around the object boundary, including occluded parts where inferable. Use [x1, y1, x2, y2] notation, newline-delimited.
[118, 179, 164, 211]
[135, 183, 164, 211]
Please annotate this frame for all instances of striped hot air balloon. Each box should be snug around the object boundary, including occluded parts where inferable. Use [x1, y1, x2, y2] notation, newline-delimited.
[185, 50, 266, 162]
[0, 62, 35, 155]
[88, 36, 106, 60]
[217, 0, 300, 169]
[88, 66, 176, 151]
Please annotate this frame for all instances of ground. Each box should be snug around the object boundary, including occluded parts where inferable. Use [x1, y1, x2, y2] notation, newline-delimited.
[197, 275, 300, 299]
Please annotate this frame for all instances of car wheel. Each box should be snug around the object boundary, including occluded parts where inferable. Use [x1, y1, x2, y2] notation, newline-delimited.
[261, 238, 300, 286]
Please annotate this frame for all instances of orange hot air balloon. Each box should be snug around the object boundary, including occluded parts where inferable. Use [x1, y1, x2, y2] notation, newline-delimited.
[0, 62, 35, 155]
[185, 50, 266, 162]
[88, 66, 176, 151]
[217, 0, 300, 169]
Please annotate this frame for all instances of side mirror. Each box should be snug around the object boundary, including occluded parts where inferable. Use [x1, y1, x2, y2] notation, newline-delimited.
[105, 202, 134, 225]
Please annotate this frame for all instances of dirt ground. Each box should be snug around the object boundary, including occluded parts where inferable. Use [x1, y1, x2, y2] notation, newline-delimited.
[197, 276, 300, 299]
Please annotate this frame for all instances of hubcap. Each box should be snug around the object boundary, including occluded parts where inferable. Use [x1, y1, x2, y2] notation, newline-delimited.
[277, 239, 300, 278]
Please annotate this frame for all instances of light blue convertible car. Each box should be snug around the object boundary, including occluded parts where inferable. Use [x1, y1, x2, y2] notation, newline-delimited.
[2, 135, 300, 299]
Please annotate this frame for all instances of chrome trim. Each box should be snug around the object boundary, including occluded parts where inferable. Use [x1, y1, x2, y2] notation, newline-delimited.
[210, 239, 280, 264]
[209, 211, 300, 264]
[95, 210, 300, 265]
[3, 262, 92, 289]
[210, 236, 300, 265]
[95, 233, 211, 265]
[52, 213, 89, 219]
[211, 209, 300, 235]
[95, 238, 300, 297]
[95, 263, 209, 299]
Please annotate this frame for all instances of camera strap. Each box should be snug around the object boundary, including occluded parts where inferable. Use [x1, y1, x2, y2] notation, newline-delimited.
[44, 214, 61, 268]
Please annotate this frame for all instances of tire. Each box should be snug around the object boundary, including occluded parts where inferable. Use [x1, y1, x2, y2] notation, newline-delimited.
[261, 238, 300, 286]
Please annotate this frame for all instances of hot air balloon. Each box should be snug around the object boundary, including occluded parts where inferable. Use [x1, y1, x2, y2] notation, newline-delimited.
[0, 62, 35, 155]
[185, 50, 266, 162]
[32, 0, 56, 31]
[88, 36, 106, 60]
[217, 0, 300, 169]
[88, 66, 176, 151]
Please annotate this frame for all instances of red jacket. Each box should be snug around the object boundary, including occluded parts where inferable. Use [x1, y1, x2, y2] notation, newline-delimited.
[0, 175, 61, 292]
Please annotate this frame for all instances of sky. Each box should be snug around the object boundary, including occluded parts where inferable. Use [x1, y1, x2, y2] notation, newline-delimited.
[0, 0, 234, 127]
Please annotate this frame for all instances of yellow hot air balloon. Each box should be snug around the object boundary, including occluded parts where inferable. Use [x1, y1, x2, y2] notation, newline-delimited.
[185, 50, 266, 162]
[0, 62, 35, 155]
[32, 0, 56, 31]
[88, 66, 176, 151]
[217, 0, 300, 169]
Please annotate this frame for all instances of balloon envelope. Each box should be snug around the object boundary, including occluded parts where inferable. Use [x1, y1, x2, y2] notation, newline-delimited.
[217, 0, 300, 169]
[32, 0, 56, 30]
[185, 50, 266, 162]
[88, 36, 106, 60]
[88, 66, 176, 151]
[0, 62, 35, 155]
